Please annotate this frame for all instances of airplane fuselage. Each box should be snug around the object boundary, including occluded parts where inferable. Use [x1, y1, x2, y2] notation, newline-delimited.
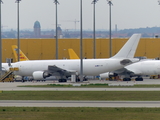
[126, 60, 160, 75]
[3, 34, 141, 80]
[12, 58, 129, 77]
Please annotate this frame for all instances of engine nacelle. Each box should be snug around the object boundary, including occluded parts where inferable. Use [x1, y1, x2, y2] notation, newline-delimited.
[100, 72, 116, 79]
[32, 71, 51, 80]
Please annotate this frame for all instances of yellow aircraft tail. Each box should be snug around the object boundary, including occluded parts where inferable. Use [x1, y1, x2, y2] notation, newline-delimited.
[12, 46, 78, 61]
[68, 49, 79, 59]
[12, 45, 29, 62]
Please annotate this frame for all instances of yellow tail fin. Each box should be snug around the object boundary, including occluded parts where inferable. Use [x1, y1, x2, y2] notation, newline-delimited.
[12, 45, 29, 62]
[68, 49, 79, 59]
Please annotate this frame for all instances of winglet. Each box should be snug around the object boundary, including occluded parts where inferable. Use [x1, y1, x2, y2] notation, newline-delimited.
[112, 34, 141, 58]
[68, 49, 79, 59]
[12, 45, 29, 62]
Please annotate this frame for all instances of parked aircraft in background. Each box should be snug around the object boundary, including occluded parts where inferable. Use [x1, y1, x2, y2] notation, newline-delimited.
[68, 42, 155, 82]
[100, 57, 160, 81]
[1, 45, 28, 73]
[101, 59, 160, 81]
[68, 49, 79, 59]
[12, 45, 29, 61]
[10, 34, 141, 82]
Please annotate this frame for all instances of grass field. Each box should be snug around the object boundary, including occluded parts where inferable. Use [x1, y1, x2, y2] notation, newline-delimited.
[0, 107, 160, 120]
[18, 83, 160, 88]
[0, 90, 160, 119]
[0, 91, 160, 100]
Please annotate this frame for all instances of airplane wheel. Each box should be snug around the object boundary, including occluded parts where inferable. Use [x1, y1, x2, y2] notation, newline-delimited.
[63, 79, 67, 82]
[135, 78, 139, 81]
[135, 78, 143, 81]
[58, 79, 67, 82]
[83, 78, 88, 81]
[123, 78, 131, 81]
[58, 79, 62, 82]
[139, 78, 143, 81]
[76, 78, 80, 82]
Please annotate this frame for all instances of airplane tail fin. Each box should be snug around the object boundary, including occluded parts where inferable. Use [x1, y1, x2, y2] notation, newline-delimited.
[12, 45, 29, 62]
[68, 49, 79, 59]
[112, 34, 141, 58]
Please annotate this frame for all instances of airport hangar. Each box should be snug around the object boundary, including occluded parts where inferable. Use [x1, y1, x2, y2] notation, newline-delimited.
[2, 37, 160, 62]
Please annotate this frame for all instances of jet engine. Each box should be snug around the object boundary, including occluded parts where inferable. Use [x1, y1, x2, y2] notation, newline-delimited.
[100, 72, 117, 79]
[32, 71, 51, 80]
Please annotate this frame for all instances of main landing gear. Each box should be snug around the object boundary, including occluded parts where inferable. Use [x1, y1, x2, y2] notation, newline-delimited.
[58, 76, 88, 83]
[135, 77, 143, 81]
[123, 77, 143, 81]
[123, 78, 131, 81]
[76, 76, 88, 82]
[58, 79, 67, 82]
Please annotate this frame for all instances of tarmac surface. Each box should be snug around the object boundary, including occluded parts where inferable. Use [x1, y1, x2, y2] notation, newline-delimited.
[0, 78, 160, 91]
[0, 78, 160, 107]
[0, 100, 160, 108]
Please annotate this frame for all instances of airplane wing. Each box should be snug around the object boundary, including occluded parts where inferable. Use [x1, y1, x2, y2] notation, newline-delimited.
[114, 66, 143, 76]
[32, 65, 77, 80]
[47, 65, 76, 77]
[125, 67, 142, 75]
[109, 68, 134, 77]
[100, 67, 140, 79]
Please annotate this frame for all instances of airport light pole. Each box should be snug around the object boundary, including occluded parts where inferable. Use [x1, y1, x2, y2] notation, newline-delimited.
[0, 0, 3, 77]
[16, 0, 21, 62]
[107, 0, 113, 57]
[53, 0, 59, 59]
[92, 0, 98, 59]
[80, 0, 83, 82]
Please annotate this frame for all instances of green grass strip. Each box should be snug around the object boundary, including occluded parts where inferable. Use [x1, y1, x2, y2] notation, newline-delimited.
[0, 91, 160, 101]
[18, 83, 160, 88]
[0, 107, 160, 120]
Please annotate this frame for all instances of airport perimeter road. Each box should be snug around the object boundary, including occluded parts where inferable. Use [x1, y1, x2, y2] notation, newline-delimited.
[0, 84, 155, 91]
[2, 82, 160, 91]
[88, 78, 160, 85]
[0, 100, 160, 107]
[2, 87, 160, 91]
[0, 79, 160, 91]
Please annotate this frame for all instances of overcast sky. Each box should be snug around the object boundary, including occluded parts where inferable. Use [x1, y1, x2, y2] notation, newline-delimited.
[1, 0, 160, 30]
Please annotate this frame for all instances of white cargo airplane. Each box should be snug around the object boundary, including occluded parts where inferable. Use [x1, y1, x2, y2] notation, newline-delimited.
[68, 45, 157, 82]
[10, 34, 141, 82]
[100, 58, 160, 81]
[100, 60, 160, 81]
